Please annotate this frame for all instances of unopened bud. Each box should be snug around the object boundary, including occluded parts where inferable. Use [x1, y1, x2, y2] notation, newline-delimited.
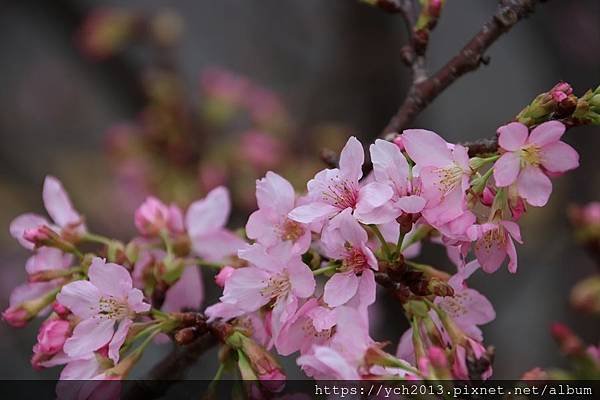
[174, 326, 200, 345]
[570, 275, 600, 314]
[215, 266, 235, 288]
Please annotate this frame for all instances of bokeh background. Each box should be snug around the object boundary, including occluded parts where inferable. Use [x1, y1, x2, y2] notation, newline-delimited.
[0, 0, 598, 379]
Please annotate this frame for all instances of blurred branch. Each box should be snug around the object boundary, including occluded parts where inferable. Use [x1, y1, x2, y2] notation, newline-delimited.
[381, 0, 540, 139]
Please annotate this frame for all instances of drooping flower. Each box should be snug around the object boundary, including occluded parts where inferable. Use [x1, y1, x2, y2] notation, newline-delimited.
[467, 219, 523, 273]
[185, 186, 246, 262]
[320, 209, 378, 308]
[401, 129, 472, 225]
[10, 176, 86, 249]
[288, 136, 393, 226]
[220, 243, 315, 338]
[246, 171, 311, 255]
[493, 121, 579, 207]
[56, 258, 150, 362]
[361, 139, 426, 224]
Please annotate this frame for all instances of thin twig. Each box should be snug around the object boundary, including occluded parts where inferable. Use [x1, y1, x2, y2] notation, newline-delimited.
[381, 0, 539, 139]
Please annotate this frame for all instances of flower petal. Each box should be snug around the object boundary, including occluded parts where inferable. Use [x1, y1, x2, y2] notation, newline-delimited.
[288, 258, 316, 298]
[88, 257, 132, 299]
[528, 120, 565, 146]
[221, 267, 271, 312]
[370, 139, 410, 188]
[497, 122, 528, 151]
[402, 129, 453, 167]
[63, 318, 115, 359]
[256, 171, 296, 214]
[516, 166, 552, 207]
[323, 272, 359, 308]
[288, 202, 338, 224]
[161, 265, 204, 312]
[396, 195, 426, 213]
[539, 141, 579, 173]
[43, 176, 82, 229]
[185, 186, 230, 237]
[338, 136, 364, 181]
[191, 229, 246, 262]
[108, 319, 132, 363]
[356, 182, 394, 213]
[56, 280, 101, 319]
[493, 152, 521, 187]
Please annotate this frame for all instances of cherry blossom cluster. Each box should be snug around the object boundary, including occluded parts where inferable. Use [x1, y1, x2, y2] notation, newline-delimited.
[2, 118, 582, 389]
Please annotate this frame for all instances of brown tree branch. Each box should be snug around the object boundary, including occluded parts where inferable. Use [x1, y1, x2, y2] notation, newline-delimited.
[381, 0, 539, 139]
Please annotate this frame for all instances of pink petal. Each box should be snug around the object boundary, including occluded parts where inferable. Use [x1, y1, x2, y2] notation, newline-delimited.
[88, 258, 132, 299]
[474, 231, 506, 274]
[493, 152, 521, 187]
[185, 186, 230, 237]
[238, 243, 282, 272]
[127, 288, 150, 313]
[288, 202, 338, 224]
[245, 210, 279, 247]
[356, 182, 394, 213]
[402, 129, 452, 167]
[452, 145, 470, 170]
[161, 265, 204, 312]
[256, 171, 295, 214]
[396, 195, 426, 213]
[356, 269, 376, 308]
[42, 176, 82, 229]
[108, 319, 132, 363]
[221, 267, 271, 312]
[506, 236, 518, 273]
[288, 258, 316, 298]
[56, 281, 101, 319]
[191, 229, 245, 262]
[26, 247, 72, 274]
[355, 203, 398, 225]
[528, 120, 565, 146]
[63, 318, 115, 359]
[539, 142, 579, 173]
[370, 139, 410, 188]
[9, 281, 58, 307]
[204, 302, 246, 322]
[516, 166, 552, 207]
[323, 272, 359, 307]
[497, 122, 528, 151]
[9, 213, 49, 249]
[500, 220, 522, 244]
[338, 136, 364, 181]
[59, 357, 102, 380]
[337, 211, 368, 247]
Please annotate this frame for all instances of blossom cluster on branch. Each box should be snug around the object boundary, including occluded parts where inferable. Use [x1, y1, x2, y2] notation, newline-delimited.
[3, 107, 595, 393]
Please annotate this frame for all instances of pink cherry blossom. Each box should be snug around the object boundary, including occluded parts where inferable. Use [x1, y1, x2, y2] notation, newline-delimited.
[10, 176, 86, 249]
[275, 299, 337, 356]
[246, 171, 311, 255]
[134, 196, 184, 236]
[31, 319, 72, 369]
[288, 136, 393, 226]
[320, 210, 378, 307]
[220, 243, 315, 338]
[402, 129, 472, 225]
[185, 186, 246, 262]
[435, 266, 495, 341]
[56, 257, 150, 362]
[361, 139, 426, 224]
[467, 219, 523, 273]
[493, 121, 579, 207]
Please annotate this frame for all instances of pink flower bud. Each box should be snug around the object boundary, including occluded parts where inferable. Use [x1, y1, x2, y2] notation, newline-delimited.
[551, 81, 573, 96]
[52, 302, 70, 317]
[481, 187, 495, 206]
[2, 306, 28, 328]
[392, 135, 405, 150]
[134, 197, 170, 236]
[23, 225, 59, 247]
[36, 319, 70, 355]
[427, 346, 447, 368]
[214, 266, 235, 287]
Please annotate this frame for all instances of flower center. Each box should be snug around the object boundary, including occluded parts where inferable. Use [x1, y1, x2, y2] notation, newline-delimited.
[97, 296, 130, 320]
[435, 164, 464, 196]
[301, 318, 334, 340]
[322, 176, 358, 210]
[439, 292, 470, 318]
[341, 244, 369, 274]
[476, 226, 506, 251]
[260, 273, 291, 300]
[277, 219, 305, 241]
[519, 145, 541, 167]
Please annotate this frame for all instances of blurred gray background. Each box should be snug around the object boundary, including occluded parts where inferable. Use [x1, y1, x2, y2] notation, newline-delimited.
[0, 0, 598, 380]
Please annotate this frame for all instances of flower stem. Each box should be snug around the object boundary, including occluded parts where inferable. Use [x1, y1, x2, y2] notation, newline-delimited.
[81, 232, 113, 246]
[312, 264, 337, 276]
[368, 224, 392, 260]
